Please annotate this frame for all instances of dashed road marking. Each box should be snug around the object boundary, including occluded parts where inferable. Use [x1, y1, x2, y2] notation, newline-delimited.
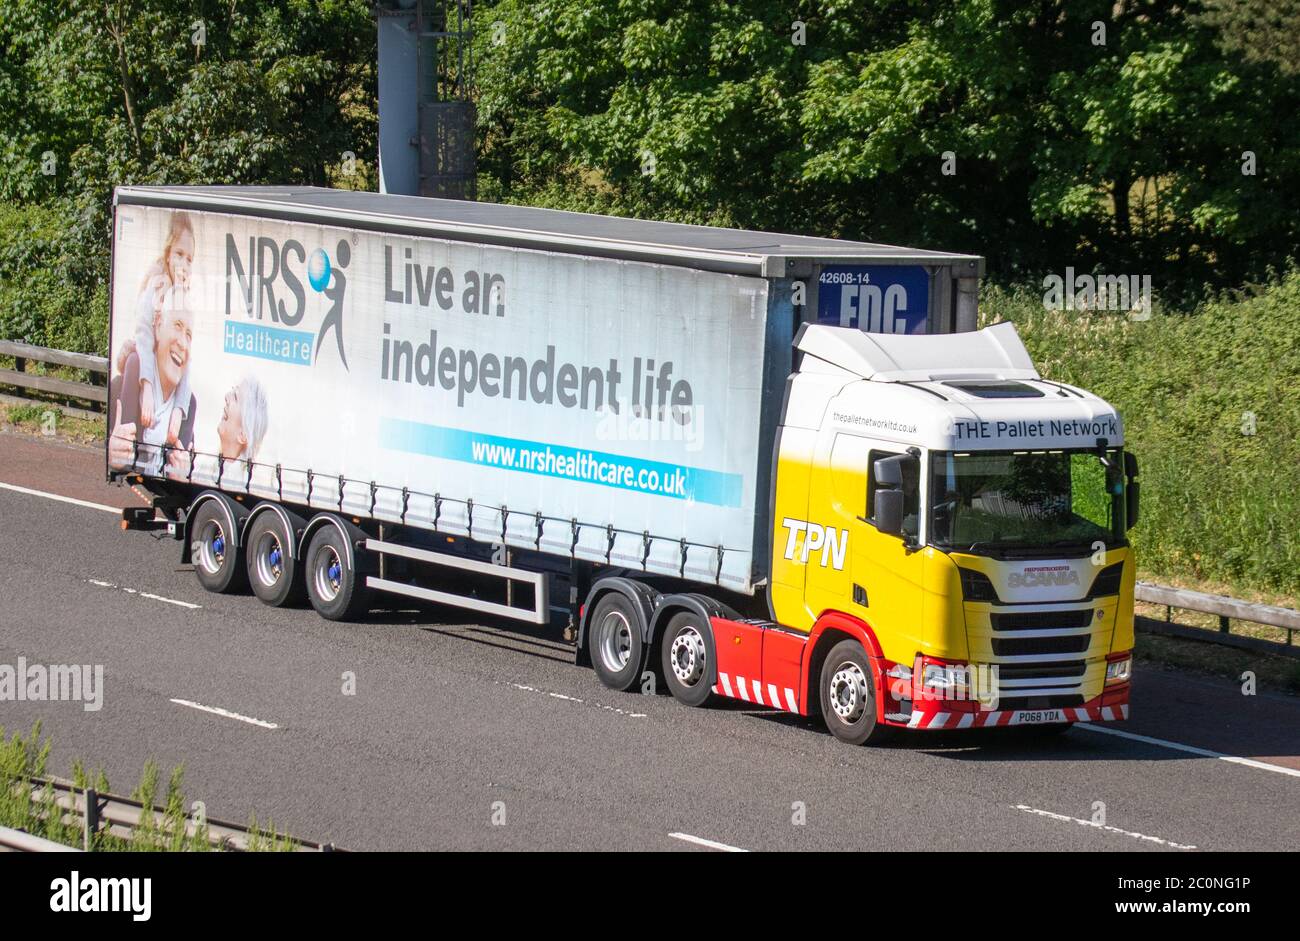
[1013, 804, 1196, 850]
[170, 698, 279, 729]
[502, 681, 647, 718]
[669, 832, 749, 852]
[1078, 724, 1300, 779]
[88, 578, 200, 610]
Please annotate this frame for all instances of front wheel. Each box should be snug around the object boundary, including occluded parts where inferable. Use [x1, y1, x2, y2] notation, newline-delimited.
[819, 639, 890, 746]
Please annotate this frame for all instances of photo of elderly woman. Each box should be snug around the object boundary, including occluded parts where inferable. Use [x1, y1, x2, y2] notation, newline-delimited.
[108, 285, 196, 474]
[113, 211, 195, 445]
[161, 377, 270, 481]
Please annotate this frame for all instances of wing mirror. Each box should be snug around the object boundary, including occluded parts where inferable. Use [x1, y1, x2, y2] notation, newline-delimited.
[871, 454, 911, 537]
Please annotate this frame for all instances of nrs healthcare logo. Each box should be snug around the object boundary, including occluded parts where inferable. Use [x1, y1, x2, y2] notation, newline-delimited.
[224, 234, 351, 370]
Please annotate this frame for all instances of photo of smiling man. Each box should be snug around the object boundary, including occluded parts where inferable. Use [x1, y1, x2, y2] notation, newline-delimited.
[108, 284, 196, 474]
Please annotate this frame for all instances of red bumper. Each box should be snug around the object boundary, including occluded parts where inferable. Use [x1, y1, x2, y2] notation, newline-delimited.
[897, 686, 1131, 730]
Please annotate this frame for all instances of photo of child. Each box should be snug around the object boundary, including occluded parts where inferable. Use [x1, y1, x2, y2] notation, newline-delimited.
[113, 211, 195, 443]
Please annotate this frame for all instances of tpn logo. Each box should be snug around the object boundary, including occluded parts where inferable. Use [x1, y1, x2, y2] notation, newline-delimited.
[225, 234, 350, 370]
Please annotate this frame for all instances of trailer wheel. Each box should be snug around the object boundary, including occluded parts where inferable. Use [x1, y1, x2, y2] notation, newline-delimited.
[587, 592, 644, 692]
[819, 639, 890, 746]
[304, 524, 370, 622]
[660, 611, 714, 707]
[245, 511, 305, 608]
[190, 500, 247, 594]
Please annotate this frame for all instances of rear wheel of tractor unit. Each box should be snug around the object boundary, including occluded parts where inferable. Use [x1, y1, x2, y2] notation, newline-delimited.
[588, 592, 645, 692]
[303, 522, 370, 622]
[819, 639, 891, 746]
[660, 611, 715, 707]
[245, 509, 306, 608]
[190, 500, 247, 594]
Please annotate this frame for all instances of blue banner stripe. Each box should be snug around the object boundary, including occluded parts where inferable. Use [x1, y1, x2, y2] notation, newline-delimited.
[380, 418, 743, 507]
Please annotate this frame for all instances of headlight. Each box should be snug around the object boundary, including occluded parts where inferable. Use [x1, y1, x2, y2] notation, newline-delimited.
[1105, 656, 1132, 684]
[920, 661, 971, 698]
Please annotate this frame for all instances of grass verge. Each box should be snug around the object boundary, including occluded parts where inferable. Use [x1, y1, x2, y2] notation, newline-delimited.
[0, 722, 299, 851]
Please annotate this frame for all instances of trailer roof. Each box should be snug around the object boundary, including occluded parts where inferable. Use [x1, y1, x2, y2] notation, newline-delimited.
[114, 185, 983, 279]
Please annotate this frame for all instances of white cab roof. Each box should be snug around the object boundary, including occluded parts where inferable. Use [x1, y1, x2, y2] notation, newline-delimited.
[793, 322, 1124, 451]
[795, 320, 1037, 382]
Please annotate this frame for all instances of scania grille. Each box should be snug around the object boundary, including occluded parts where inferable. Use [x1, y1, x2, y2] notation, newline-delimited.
[990, 610, 1093, 631]
[988, 658, 1087, 697]
[995, 662, 1086, 681]
[991, 634, 1091, 657]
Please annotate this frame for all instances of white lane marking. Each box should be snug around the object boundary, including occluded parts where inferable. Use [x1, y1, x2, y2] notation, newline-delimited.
[1077, 724, 1300, 779]
[0, 481, 119, 514]
[170, 698, 279, 729]
[668, 832, 749, 853]
[504, 682, 646, 718]
[87, 578, 200, 610]
[1013, 804, 1196, 851]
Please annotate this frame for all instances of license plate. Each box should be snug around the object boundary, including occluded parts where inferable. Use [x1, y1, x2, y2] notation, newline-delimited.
[1009, 708, 1066, 726]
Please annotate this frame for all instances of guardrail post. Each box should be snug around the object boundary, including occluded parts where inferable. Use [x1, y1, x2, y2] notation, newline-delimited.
[83, 787, 98, 851]
[1219, 615, 1231, 634]
[14, 356, 25, 373]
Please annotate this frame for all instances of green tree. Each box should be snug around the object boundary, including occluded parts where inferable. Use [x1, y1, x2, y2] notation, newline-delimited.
[0, 0, 377, 351]
[474, 0, 1300, 298]
[1197, 0, 1300, 76]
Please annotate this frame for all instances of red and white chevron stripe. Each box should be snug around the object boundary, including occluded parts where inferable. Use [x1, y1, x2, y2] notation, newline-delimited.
[712, 672, 799, 713]
[905, 700, 1129, 730]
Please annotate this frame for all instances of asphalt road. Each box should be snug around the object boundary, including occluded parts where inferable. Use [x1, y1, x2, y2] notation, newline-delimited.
[1, 430, 1298, 851]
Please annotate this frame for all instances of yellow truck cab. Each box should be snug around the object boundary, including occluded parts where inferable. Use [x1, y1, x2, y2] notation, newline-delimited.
[758, 321, 1138, 743]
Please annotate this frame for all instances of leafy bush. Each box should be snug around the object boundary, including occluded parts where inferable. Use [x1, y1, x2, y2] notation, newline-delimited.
[0, 200, 108, 354]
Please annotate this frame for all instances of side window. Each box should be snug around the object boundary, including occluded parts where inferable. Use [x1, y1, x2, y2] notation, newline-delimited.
[867, 449, 921, 539]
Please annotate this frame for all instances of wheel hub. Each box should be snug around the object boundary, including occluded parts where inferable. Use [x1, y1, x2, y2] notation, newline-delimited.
[255, 531, 285, 585]
[669, 627, 707, 686]
[829, 662, 868, 722]
[314, 546, 343, 602]
[197, 519, 227, 575]
[597, 610, 633, 672]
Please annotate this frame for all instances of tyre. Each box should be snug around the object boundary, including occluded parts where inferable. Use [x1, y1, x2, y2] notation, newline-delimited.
[819, 639, 890, 746]
[660, 611, 714, 707]
[190, 500, 247, 594]
[587, 592, 645, 692]
[245, 509, 306, 608]
[303, 522, 370, 621]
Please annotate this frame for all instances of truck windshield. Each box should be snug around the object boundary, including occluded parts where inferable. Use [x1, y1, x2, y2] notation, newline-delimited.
[929, 449, 1125, 553]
